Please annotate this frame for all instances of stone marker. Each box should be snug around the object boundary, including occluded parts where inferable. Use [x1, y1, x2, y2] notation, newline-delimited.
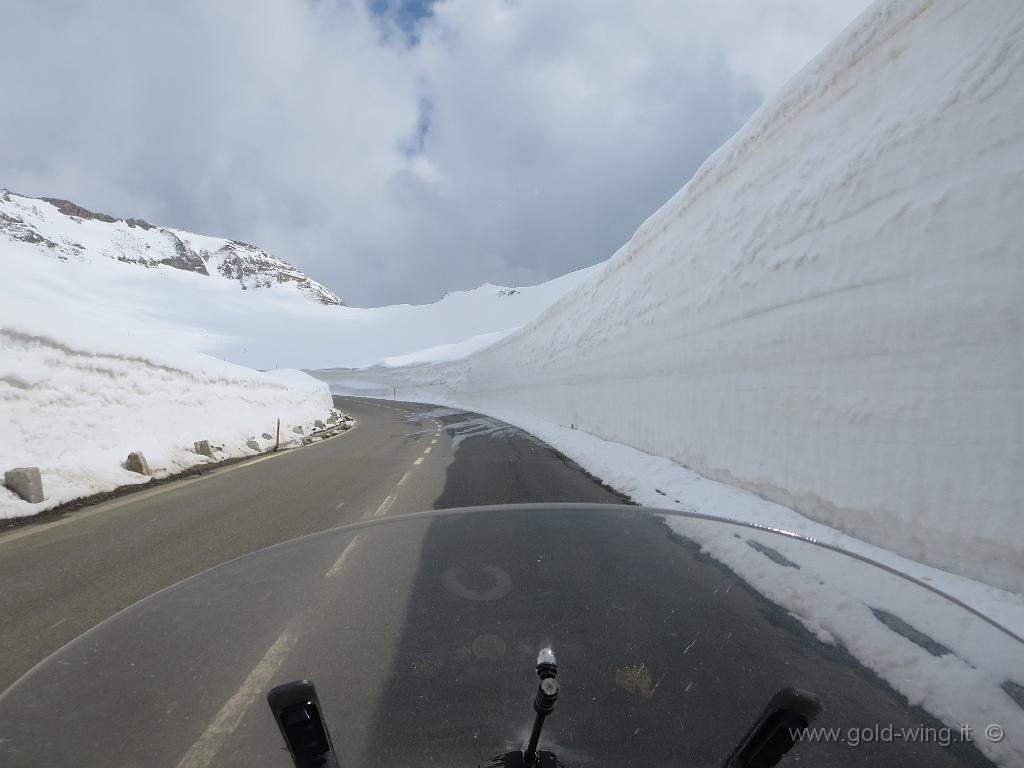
[314, 419, 325, 429]
[4, 467, 44, 503]
[246, 439, 260, 451]
[193, 440, 215, 458]
[125, 451, 152, 475]
[292, 426, 304, 435]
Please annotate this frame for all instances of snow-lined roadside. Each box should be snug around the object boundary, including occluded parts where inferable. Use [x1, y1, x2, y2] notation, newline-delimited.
[498, 406, 1024, 636]
[320, 388, 1024, 638]
[0, 318, 335, 521]
[324, 389, 1024, 765]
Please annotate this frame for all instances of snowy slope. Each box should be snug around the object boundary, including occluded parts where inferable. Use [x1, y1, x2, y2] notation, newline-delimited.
[0, 323, 335, 520]
[0, 332, 334, 521]
[303, 265, 604, 370]
[1, 190, 601, 370]
[0, 191, 343, 305]
[0, 234, 337, 519]
[320, 0, 1024, 599]
[0, 199, 348, 519]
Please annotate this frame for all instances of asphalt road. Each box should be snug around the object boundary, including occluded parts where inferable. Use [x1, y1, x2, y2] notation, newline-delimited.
[0, 397, 625, 694]
[0, 398, 1001, 767]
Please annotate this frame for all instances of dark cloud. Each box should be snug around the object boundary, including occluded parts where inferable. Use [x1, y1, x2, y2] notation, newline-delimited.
[0, 0, 867, 305]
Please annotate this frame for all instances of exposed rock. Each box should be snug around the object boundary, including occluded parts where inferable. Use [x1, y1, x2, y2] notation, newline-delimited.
[261, 432, 274, 440]
[215, 241, 344, 305]
[0, 211, 59, 248]
[40, 197, 117, 223]
[292, 426, 304, 435]
[1, 191, 344, 304]
[327, 414, 339, 425]
[4, 467, 44, 503]
[314, 419, 325, 429]
[246, 438, 261, 451]
[159, 233, 209, 276]
[193, 440, 215, 458]
[125, 451, 152, 475]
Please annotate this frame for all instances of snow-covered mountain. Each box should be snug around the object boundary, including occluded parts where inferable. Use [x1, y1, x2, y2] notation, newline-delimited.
[2, 188, 600, 370]
[0, 190, 343, 305]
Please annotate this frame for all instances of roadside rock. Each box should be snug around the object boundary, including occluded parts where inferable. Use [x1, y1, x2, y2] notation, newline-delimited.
[4, 467, 44, 503]
[193, 440, 215, 458]
[125, 451, 152, 475]
[246, 439, 260, 451]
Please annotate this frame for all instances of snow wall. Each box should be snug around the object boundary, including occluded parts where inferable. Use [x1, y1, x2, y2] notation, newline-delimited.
[325, 0, 1024, 593]
[0, 327, 333, 519]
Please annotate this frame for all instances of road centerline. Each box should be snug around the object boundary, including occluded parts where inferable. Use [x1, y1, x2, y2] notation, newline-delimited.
[174, 627, 297, 768]
[325, 535, 361, 578]
[373, 495, 396, 518]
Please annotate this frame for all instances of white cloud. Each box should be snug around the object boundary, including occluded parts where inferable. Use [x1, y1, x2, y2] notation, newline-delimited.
[0, 0, 868, 305]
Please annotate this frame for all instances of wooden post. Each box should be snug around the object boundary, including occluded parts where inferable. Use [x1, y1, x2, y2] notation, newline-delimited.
[275, 418, 281, 451]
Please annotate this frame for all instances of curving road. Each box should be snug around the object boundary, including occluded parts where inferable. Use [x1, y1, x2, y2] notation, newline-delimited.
[0, 397, 625, 693]
[0, 398, 1000, 767]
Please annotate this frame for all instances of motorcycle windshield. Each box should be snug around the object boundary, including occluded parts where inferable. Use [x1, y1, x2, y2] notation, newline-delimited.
[0, 504, 1020, 767]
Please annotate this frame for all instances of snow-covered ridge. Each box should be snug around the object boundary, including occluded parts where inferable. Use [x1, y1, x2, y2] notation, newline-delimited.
[320, 0, 1024, 594]
[2, 194, 600, 371]
[0, 190, 343, 305]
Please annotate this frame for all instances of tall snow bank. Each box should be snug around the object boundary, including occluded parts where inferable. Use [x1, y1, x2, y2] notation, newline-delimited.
[326, 0, 1024, 592]
[0, 290, 333, 519]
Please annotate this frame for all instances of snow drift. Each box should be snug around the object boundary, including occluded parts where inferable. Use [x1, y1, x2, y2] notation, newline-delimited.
[0, 282, 334, 520]
[322, 0, 1024, 593]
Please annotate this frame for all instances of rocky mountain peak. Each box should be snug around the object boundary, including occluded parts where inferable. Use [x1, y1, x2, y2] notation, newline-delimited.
[0, 190, 344, 305]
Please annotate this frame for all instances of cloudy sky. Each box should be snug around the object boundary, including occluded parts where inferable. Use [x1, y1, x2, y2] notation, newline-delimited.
[1, 0, 868, 306]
